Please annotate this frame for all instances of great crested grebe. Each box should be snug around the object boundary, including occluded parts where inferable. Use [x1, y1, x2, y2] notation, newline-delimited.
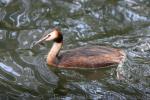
[34, 29, 125, 69]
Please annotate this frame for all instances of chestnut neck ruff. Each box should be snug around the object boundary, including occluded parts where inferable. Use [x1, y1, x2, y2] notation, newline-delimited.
[53, 33, 63, 43]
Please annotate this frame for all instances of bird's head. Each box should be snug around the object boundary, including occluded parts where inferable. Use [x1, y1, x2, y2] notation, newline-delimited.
[33, 29, 63, 46]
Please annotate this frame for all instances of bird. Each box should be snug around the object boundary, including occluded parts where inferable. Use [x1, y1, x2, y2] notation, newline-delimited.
[33, 29, 126, 69]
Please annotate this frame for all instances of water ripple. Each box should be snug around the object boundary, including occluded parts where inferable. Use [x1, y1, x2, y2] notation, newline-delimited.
[0, 62, 20, 77]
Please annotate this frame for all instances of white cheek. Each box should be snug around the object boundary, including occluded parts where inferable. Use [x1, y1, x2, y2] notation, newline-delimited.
[52, 34, 58, 39]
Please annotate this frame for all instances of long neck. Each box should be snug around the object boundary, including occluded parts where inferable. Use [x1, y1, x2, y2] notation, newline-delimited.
[47, 42, 63, 66]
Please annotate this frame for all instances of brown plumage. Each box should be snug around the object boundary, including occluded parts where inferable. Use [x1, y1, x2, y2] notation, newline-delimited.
[34, 29, 125, 69]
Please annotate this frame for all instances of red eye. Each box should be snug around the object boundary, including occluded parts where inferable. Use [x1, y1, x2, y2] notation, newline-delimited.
[47, 34, 51, 37]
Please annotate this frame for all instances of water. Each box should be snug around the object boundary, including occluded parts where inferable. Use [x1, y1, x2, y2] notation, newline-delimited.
[0, 0, 150, 99]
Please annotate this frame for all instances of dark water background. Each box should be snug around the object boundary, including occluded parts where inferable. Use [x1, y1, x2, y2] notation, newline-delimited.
[0, 0, 150, 99]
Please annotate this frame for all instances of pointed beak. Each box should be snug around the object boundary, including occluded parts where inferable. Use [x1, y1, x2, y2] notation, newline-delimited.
[33, 31, 51, 47]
